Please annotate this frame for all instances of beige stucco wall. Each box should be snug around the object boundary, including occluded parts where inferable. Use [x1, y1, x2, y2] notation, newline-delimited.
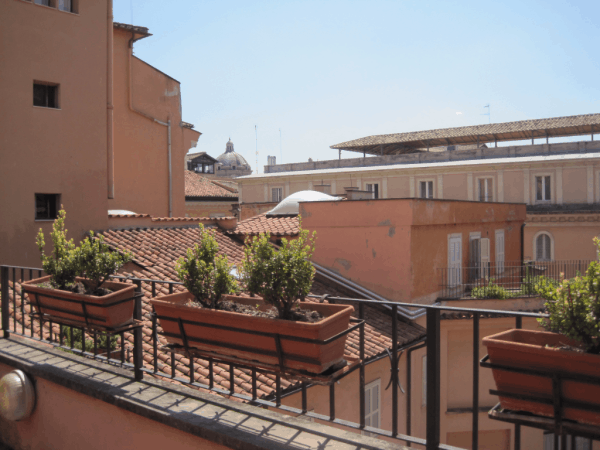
[0, 0, 110, 267]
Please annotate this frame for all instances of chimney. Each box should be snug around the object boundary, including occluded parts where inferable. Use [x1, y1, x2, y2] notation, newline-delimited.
[344, 187, 375, 200]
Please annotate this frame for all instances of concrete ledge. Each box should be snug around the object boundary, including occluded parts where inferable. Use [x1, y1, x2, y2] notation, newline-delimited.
[0, 336, 407, 450]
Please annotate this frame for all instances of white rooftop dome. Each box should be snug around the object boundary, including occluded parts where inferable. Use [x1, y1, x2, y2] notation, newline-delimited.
[267, 190, 342, 216]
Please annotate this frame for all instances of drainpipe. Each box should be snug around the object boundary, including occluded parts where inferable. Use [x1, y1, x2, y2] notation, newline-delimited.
[128, 34, 173, 217]
[107, 0, 114, 198]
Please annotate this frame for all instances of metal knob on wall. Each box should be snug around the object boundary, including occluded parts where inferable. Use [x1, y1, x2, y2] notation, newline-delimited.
[0, 370, 36, 421]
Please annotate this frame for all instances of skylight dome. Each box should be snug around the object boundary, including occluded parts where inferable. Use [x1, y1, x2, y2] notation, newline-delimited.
[267, 190, 341, 216]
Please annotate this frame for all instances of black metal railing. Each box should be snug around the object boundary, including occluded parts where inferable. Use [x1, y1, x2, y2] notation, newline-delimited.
[438, 260, 593, 299]
[1, 264, 597, 449]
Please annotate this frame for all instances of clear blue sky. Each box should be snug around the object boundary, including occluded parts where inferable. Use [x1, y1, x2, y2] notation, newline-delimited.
[114, 0, 600, 172]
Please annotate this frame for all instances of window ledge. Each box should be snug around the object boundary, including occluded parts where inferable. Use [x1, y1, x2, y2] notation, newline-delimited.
[33, 106, 61, 111]
[34, 219, 57, 222]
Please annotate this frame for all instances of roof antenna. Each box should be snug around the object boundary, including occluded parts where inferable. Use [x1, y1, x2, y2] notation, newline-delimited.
[482, 104, 491, 124]
[255, 125, 259, 174]
[279, 128, 282, 164]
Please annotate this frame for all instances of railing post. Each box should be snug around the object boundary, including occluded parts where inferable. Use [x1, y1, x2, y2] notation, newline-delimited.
[472, 312, 480, 450]
[133, 280, 143, 381]
[426, 308, 440, 450]
[1, 266, 9, 338]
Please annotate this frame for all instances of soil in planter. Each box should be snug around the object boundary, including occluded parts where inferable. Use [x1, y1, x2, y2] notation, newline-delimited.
[186, 299, 324, 323]
[37, 281, 113, 297]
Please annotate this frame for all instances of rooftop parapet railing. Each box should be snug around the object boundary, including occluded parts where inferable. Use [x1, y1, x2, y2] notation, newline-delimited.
[438, 260, 593, 300]
[1, 264, 596, 450]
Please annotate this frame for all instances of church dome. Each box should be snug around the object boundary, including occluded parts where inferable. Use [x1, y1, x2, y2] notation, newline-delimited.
[216, 139, 250, 168]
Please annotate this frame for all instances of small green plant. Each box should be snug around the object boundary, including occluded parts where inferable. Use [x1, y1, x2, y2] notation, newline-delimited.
[78, 232, 133, 291]
[537, 238, 600, 354]
[37, 208, 133, 292]
[241, 222, 316, 320]
[471, 278, 516, 300]
[175, 224, 239, 308]
[60, 325, 117, 353]
[36, 208, 80, 290]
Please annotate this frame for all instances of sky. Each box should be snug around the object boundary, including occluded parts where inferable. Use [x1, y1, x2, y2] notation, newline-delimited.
[114, 0, 600, 173]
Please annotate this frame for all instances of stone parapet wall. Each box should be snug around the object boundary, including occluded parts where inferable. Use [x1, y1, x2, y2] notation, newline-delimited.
[264, 140, 600, 173]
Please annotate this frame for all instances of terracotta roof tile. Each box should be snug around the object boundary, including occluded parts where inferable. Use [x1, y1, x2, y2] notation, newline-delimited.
[185, 171, 238, 198]
[227, 214, 299, 237]
[7, 226, 424, 402]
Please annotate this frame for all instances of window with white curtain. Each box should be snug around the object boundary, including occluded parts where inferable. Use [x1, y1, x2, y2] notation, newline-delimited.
[478, 178, 493, 202]
[420, 181, 434, 199]
[58, 0, 71, 11]
[364, 379, 381, 429]
[536, 233, 552, 261]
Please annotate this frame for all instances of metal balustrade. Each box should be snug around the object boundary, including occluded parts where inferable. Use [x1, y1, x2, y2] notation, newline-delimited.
[1, 264, 597, 449]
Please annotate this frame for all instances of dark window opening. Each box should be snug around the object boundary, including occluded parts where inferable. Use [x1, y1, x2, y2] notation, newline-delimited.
[35, 194, 60, 220]
[34, 83, 58, 108]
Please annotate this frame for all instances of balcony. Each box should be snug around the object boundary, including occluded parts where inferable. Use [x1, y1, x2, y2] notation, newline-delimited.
[1, 264, 598, 449]
[438, 260, 593, 300]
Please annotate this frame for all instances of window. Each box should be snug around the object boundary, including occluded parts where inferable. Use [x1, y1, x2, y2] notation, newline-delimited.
[34, 0, 52, 6]
[271, 187, 282, 202]
[478, 178, 493, 202]
[58, 0, 73, 12]
[448, 234, 462, 287]
[35, 194, 59, 220]
[33, 82, 58, 108]
[536, 175, 551, 201]
[364, 379, 380, 429]
[543, 432, 591, 450]
[366, 183, 379, 199]
[536, 232, 552, 261]
[420, 181, 433, 199]
[495, 230, 505, 274]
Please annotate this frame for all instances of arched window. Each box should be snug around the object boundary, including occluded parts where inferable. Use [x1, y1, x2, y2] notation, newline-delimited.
[535, 232, 552, 261]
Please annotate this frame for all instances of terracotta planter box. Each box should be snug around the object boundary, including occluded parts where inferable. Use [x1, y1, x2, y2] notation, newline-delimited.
[150, 293, 354, 374]
[483, 329, 600, 426]
[22, 276, 136, 329]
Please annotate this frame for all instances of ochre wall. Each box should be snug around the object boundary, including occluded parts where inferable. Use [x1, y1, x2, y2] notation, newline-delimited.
[301, 199, 525, 304]
[0, 363, 230, 450]
[110, 29, 200, 218]
[239, 202, 278, 220]
[0, 0, 109, 267]
[185, 201, 235, 218]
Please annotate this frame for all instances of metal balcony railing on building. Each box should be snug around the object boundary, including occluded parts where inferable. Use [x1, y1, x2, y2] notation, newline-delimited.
[1, 264, 598, 450]
[438, 260, 593, 300]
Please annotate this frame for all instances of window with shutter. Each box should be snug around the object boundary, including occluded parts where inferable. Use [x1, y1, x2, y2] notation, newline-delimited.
[271, 188, 282, 202]
[536, 176, 552, 201]
[420, 181, 433, 199]
[478, 178, 493, 202]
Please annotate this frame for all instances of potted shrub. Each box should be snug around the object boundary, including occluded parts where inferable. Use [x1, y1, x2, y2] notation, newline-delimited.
[22, 208, 135, 329]
[483, 238, 600, 426]
[151, 224, 354, 375]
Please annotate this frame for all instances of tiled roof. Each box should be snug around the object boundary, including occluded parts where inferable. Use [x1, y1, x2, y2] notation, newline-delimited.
[90, 225, 425, 399]
[331, 113, 600, 155]
[185, 171, 238, 199]
[113, 22, 151, 37]
[227, 213, 299, 237]
[151, 216, 235, 222]
[108, 213, 151, 219]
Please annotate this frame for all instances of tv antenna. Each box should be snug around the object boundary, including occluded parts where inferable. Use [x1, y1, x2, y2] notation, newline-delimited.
[481, 104, 491, 124]
[255, 125, 259, 174]
[279, 128, 282, 164]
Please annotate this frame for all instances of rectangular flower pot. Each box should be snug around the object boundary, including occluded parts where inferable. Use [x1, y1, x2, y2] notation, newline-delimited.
[22, 276, 136, 329]
[150, 293, 354, 375]
[483, 329, 600, 426]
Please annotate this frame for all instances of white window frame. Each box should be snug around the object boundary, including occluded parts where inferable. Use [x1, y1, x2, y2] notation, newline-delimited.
[476, 176, 494, 202]
[447, 233, 462, 287]
[419, 179, 435, 199]
[271, 186, 283, 203]
[533, 231, 554, 262]
[364, 379, 381, 429]
[495, 229, 505, 274]
[533, 172, 553, 203]
[365, 183, 380, 199]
